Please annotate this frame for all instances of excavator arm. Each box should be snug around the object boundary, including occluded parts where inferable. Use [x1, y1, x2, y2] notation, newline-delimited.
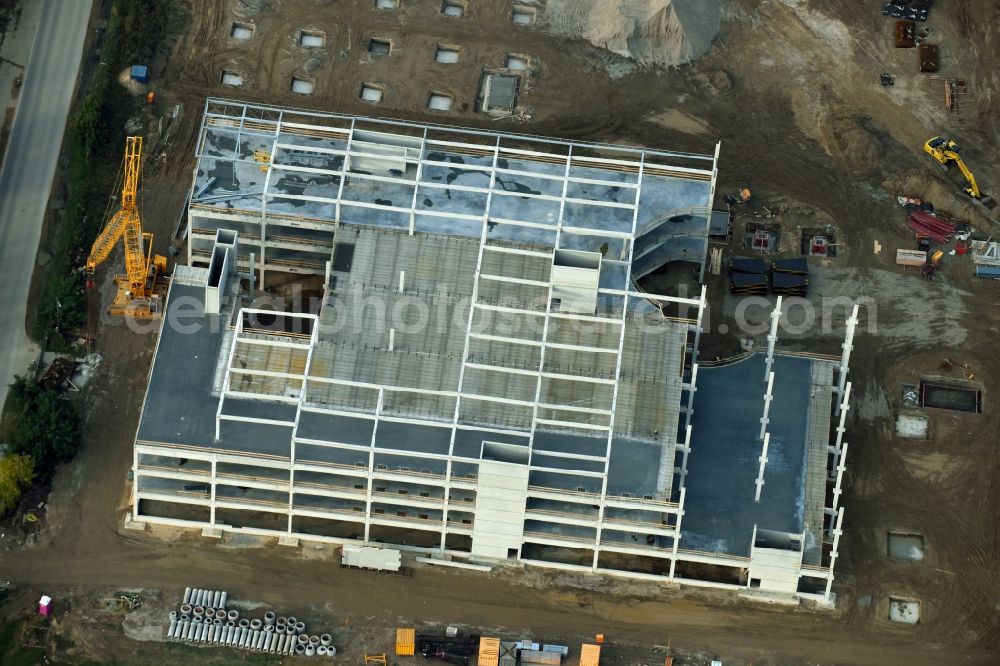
[949, 153, 982, 199]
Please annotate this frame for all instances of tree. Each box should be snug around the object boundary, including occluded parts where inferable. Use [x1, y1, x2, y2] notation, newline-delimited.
[0, 454, 35, 515]
[5, 376, 81, 477]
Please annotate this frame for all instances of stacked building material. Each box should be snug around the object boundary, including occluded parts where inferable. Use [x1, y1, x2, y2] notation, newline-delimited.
[771, 258, 809, 297]
[907, 211, 955, 244]
[729, 256, 768, 295]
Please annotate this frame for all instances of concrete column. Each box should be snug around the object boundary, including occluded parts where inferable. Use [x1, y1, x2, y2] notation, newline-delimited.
[764, 295, 783, 382]
[668, 486, 686, 580]
[754, 433, 770, 503]
[824, 507, 845, 602]
[759, 371, 774, 441]
[831, 382, 851, 476]
[835, 305, 859, 414]
[210, 458, 218, 527]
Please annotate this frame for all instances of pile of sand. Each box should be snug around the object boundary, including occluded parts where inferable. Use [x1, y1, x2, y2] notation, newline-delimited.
[541, 0, 722, 67]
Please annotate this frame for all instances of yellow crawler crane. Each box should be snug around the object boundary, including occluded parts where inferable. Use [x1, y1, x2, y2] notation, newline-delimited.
[85, 136, 167, 319]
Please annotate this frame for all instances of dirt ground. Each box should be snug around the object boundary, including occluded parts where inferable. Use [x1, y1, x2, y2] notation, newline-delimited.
[2, 0, 1000, 664]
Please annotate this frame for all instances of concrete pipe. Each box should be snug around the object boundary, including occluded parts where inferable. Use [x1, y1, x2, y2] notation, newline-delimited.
[264, 624, 275, 633]
[297, 634, 308, 645]
[274, 634, 285, 654]
[198, 623, 207, 642]
[204, 607, 215, 618]
[260, 632, 270, 652]
[226, 620, 235, 627]
[215, 609, 227, 620]
[249, 629, 260, 649]
[204, 622, 212, 642]
[250, 618, 262, 630]
[278, 634, 289, 654]
[305, 644, 316, 657]
[240, 627, 250, 648]
[238, 618, 250, 629]
[183, 587, 193, 605]
[214, 618, 222, 625]
[193, 606, 205, 618]
[200, 589, 210, 606]
[317, 646, 327, 656]
[169, 611, 178, 621]
[294, 643, 305, 655]
[227, 610, 239, 622]
[219, 591, 227, 609]
[264, 611, 275, 625]
[232, 626, 243, 647]
[192, 617, 202, 626]
[207, 624, 216, 643]
[182, 621, 193, 641]
[255, 630, 266, 651]
[295, 622, 306, 635]
[276, 616, 287, 626]
[224, 626, 235, 646]
[320, 633, 331, 646]
[168, 619, 178, 639]
[192, 589, 202, 606]
[286, 616, 297, 625]
[177, 620, 187, 640]
[327, 646, 336, 657]
[286, 635, 296, 655]
[212, 591, 221, 608]
[179, 614, 189, 622]
[274, 626, 284, 635]
[309, 635, 320, 646]
[180, 603, 192, 615]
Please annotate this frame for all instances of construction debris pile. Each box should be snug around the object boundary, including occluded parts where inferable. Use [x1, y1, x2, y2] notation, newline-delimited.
[541, 0, 721, 67]
[165, 587, 336, 657]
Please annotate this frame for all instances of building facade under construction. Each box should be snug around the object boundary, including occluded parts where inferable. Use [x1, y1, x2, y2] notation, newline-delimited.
[133, 99, 854, 605]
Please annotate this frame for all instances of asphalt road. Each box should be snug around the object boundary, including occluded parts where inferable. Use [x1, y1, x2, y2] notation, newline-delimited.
[0, 0, 94, 410]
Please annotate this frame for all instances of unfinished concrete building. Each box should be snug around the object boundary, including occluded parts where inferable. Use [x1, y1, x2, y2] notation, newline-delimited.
[134, 99, 853, 605]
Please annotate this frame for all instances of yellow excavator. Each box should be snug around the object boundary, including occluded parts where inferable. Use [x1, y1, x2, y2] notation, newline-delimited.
[85, 136, 168, 319]
[923, 136, 996, 210]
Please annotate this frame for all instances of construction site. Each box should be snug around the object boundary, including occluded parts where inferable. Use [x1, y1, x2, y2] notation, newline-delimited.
[2, 0, 1000, 665]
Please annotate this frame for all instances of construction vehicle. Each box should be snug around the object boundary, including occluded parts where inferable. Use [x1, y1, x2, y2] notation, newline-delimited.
[923, 136, 996, 210]
[724, 185, 752, 205]
[85, 136, 167, 319]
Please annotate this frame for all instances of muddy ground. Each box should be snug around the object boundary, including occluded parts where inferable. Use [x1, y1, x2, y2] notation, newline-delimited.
[2, 0, 999, 664]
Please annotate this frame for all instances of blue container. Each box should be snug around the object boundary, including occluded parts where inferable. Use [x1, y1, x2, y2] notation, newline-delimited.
[130, 65, 149, 83]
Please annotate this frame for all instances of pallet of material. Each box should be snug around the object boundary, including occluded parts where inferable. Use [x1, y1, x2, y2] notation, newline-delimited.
[907, 211, 955, 243]
[520, 648, 562, 664]
[896, 249, 928, 267]
[728, 256, 768, 274]
[730, 272, 768, 295]
[479, 636, 501, 666]
[919, 43, 939, 72]
[772, 272, 809, 296]
[894, 20, 916, 48]
[499, 642, 518, 666]
[772, 257, 809, 275]
[579, 643, 602, 666]
[396, 628, 416, 656]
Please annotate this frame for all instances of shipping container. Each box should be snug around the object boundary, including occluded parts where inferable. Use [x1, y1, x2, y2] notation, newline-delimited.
[580, 643, 601, 666]
[396, 627, 415, 656]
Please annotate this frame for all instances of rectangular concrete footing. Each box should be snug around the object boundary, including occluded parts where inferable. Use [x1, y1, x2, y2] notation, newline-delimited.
[202, 527, 223, 538]
[278, 536, 299, 547]
[123, 517, 147, 531]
